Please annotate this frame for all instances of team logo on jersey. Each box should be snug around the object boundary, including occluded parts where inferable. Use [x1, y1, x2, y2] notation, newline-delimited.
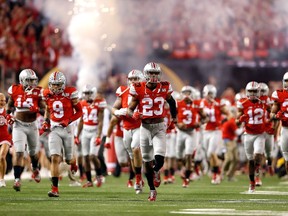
[161, 88, 167, 93]
[0, 115, 6, 126]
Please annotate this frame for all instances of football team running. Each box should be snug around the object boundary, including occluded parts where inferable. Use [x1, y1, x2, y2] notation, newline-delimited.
[0, 63, 287, 201]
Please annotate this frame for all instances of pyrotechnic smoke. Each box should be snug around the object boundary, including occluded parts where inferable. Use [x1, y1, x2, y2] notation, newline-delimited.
[33, 0, 288, 93]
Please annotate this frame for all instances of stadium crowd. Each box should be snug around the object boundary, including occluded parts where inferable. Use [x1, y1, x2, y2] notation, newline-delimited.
[1, 0, 288, 202]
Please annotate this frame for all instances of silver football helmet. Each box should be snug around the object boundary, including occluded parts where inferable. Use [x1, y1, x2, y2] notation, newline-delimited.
[235, 92, 246, 103]
[245, 81, 260, 100]
[181, 85, 194, 100]
[259, 82, 269, 96]
[19, 69, 38, 90]
[283, 72, 288, 90]
[127, 69, 144, 87]
[48, 71, 66, 94]
[203, 84, 217, 99]
[82, 84, 97, 101]
[143, 62, 162, 83]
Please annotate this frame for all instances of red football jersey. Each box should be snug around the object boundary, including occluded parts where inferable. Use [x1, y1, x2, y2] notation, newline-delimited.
[80, 98, 106, 126]
[260, 95, 273, 134]
[271, 89, 288, 127]
[237, 98, 266, 134]
[7, 84, 42, 112]
[42, 86, 79, 123]
[129, 81, 173, 120]
[115, 85, 141, 130]
[177, 100, 198, 129]
[0, 108, 12, 143]
[200, 98, 225, 130]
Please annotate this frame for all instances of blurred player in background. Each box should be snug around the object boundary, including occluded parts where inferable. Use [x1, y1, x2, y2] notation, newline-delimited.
[75, 85, 106, 188]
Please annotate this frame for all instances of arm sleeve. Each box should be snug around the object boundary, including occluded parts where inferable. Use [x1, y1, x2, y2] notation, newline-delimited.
[70, 102, 83, 123]
[167, 96, 177, 119]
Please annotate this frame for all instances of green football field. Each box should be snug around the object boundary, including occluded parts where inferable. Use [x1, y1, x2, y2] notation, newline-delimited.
[1, 173, 288, 216]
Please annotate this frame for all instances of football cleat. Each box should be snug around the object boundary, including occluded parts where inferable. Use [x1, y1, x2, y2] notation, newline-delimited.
[13, 179, 21, 192]
[69, 181, 81, 187]
[95, 176, 102, 187]
[82, 181, 93, 188]
[255, 176, 262, 186]
[127, 179, 133, 188]
[70, 164, 78, 175]
[79, 174, 86, 182]
[134, 174, 144, 194]
[0, 179, 6, 187]
[153, 171, 161, 188]
[248, 181, 255, 193]
[163, 176, 169, 184]
[48, 186, 59, 197]
[182, 178, 190, 188]
[148, 190, 157, 201]
[211, 174, 221, 185]
[31, 169, 41, 183]
[168, 175, 175, 184]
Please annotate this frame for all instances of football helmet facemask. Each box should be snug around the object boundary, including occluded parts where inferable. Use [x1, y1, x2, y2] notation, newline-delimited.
[127, 69, 144, 87]
[48, 71, 66, 94]
[143, 62, 161, 83]
[203, 84, 217, 100]
[181, 85, 194, 101]
[259, 82, 269, 96]
[82, 84, 97, 102]
[283, 72, 288, 90]
[234, 92, 246, 103]
[245, 81, 260, 100]
[19, 69, 38, 91]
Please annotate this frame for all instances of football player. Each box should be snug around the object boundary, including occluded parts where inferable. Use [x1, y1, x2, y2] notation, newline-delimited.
[41, 71, 83, 197]
[75, 85, 106, 188]
[104, 115, 136, 187]
[259, 82, 275, 176]
[270, 72, 288, 177]
[176, 86, 206, 188]
[237, 81, 267, 193]
[112, 69, 144, 194]
[200, 84, 231, 184]
[6, 69, 45, 191]
[163, 91, 180, 184]
[128, 62, 177, 201]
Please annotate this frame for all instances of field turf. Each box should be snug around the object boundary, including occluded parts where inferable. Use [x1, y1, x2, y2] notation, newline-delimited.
[1, 173, 288, 216]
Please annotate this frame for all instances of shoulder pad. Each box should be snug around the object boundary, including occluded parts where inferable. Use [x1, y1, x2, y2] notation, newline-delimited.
[161, 81, 169, 85]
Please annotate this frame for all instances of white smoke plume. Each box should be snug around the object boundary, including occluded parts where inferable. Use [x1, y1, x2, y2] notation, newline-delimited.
[33, 0, 288, 92]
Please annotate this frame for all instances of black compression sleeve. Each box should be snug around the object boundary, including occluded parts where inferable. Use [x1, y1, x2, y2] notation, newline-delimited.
[167, 96, 177, 119]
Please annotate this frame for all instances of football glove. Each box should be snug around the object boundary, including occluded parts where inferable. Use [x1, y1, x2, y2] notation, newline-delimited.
[74, 136, 80, 145]
[95, 137, 102, 146]
[6, 114, 15, 125]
